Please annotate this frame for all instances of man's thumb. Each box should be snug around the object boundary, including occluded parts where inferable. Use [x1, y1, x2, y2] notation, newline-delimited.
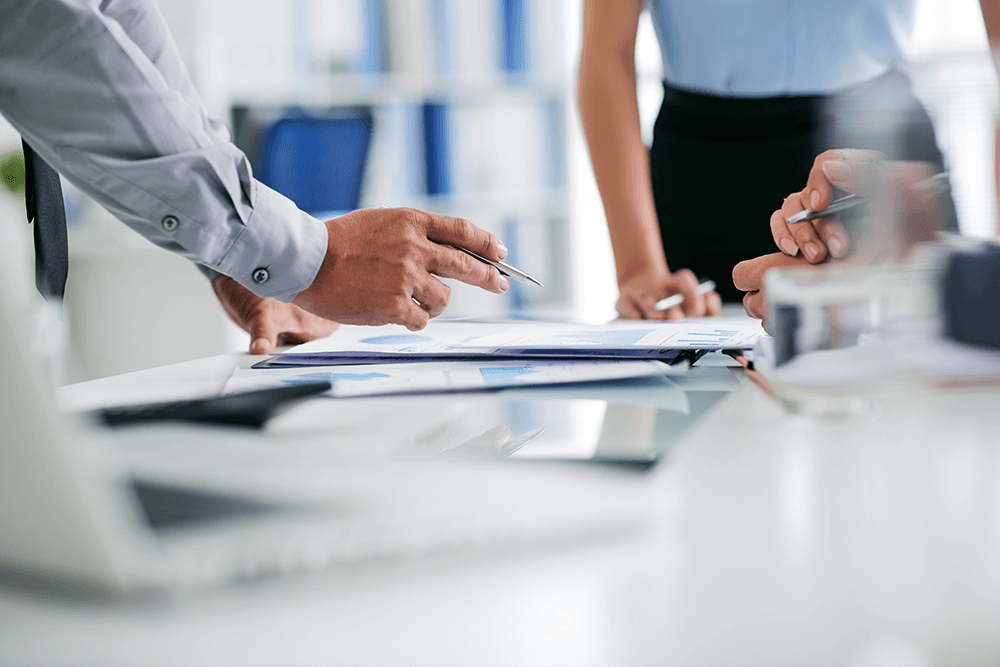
[249, 319, 278, 355]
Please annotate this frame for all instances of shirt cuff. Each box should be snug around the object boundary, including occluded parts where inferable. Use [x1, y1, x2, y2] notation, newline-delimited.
[196, 264, 222, 282]
[214, 182, 328, 303]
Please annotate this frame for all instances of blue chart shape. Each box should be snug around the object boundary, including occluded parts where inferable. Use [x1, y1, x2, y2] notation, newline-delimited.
[676, 330, 739, 345]
[280, 371, 334, 386]
[555, 329, 655, 346]
[280, 371, 389, 386]
[479, 365, 538, 385]
[359, 334, 433, 345]
[330, 372, 390, 381]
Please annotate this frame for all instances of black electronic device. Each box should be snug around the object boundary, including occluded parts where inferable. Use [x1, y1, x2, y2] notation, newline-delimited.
[96, 381, 332, 429]
[943, 244, 1000, 350]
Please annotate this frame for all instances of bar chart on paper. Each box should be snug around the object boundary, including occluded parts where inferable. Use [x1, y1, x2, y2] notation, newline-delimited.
[673, 329, 746, 346]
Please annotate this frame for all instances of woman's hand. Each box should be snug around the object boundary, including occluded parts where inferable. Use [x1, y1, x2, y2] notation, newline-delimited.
[616, 266, 721, 320]
[739, 150, 947, 325]
[769, 149, 886, 264]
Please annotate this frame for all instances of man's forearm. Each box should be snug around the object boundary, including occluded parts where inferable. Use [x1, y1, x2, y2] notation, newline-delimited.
[0, 0, 327, 302]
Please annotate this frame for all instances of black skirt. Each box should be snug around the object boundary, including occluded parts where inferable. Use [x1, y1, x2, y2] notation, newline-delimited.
[649, 68, 949, 302]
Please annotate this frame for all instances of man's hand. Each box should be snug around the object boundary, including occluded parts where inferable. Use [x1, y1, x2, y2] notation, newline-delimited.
[616, 266, 721, 320]
[733, 252, 818, 325]
[293, 208, 510, 331]
[212, 275, 339, 354]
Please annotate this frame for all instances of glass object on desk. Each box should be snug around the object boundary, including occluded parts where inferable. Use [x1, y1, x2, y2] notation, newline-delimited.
[761, 260, 940, 416]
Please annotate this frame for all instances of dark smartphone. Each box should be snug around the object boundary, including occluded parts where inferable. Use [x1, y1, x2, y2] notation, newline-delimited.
[96, 381, 332, 429]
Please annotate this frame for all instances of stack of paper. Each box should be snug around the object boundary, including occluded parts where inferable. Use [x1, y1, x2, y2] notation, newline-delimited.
[255, 318, 765, 368]
[226, 359, 687, 399]
[225, 318, 766, 399]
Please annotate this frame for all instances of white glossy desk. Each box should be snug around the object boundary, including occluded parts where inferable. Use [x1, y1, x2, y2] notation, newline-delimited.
[4, 354, 1000, 665]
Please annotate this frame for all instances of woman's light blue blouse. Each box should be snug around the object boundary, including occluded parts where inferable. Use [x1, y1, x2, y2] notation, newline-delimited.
[646, 0, 916, 97]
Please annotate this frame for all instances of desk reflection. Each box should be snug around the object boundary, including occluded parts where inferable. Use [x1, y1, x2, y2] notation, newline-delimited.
[419, 365, 743, 462]
[267, 363, 744, 463]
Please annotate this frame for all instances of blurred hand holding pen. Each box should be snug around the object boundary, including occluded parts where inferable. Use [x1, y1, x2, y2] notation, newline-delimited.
[736, 154, 955, 323]
[786, 172, 950, 224]
[771, 150, 954, 265]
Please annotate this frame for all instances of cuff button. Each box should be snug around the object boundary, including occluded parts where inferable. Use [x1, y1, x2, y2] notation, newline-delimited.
[161, 215, 179, 232]
[252, 267, 270, 284]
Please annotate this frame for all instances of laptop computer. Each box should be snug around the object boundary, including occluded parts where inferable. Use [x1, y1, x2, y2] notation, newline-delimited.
[0, 216, 649, 595]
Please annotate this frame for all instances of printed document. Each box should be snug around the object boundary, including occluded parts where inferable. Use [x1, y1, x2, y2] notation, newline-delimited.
[225, 359, 686, 399]
[255, 319, 763, 369]
[450, 317, 765, 352]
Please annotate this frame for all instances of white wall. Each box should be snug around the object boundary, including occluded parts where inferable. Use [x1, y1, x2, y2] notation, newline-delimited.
[911, 0, 999, 238]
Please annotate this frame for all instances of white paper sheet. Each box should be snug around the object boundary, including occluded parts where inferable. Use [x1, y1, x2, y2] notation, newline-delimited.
[224, 359, 687, 399]
[287, 321, 502, 356]
[450, 317, 766, 351]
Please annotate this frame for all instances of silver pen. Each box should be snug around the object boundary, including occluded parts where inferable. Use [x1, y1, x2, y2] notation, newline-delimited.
[786, 172, 950, 224]
[449, 246, 544, 287]
[654, 279, 716, 311]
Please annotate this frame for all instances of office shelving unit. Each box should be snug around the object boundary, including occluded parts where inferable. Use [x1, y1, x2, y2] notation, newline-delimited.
[198, 0, 573, 317]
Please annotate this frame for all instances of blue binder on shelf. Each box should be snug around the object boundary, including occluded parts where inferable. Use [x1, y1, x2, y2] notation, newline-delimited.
[257, 110, 374, 215]
[422, 102, 450, 197]
[501, 0, 528, 75]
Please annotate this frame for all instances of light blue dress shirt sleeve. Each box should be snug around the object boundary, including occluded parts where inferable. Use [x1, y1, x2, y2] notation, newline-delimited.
[0, 0, 328, 303]
[646, 0, 916, 97]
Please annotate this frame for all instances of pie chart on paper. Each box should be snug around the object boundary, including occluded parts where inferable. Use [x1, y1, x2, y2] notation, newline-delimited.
[359, 334, 434, 345]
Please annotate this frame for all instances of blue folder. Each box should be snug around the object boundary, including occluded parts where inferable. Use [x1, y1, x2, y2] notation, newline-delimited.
[258, 111, 374, 215]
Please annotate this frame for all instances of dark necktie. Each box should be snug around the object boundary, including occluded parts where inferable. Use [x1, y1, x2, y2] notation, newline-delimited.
[22, 140, 69, 301]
